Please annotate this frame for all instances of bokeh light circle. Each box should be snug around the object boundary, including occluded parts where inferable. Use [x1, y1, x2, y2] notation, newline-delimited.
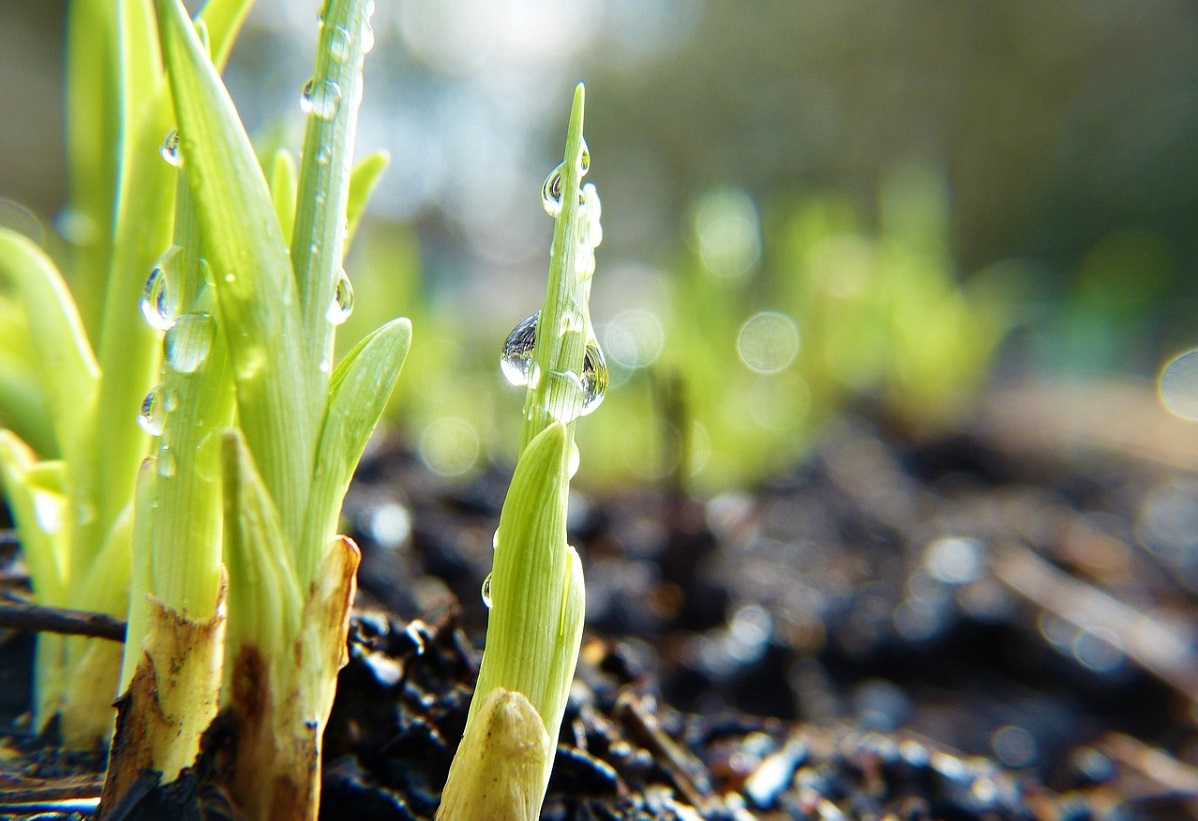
[737, 311, 800, 374]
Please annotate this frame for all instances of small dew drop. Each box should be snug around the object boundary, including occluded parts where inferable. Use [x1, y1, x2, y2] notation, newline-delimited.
[140, 247, 182, 331]
[580, 338, 608, 416]
[157, 445, 177, 478]
[481, 573, 493, 608]
[1160, 349, 1198, 419]
[579, 138, 591, 175]
[326, 270, 354, 325]
[165, 313, 214, 374]
[541, 163, 565, 216]
[328, 25, 351, 62]
[500, 311, 540, 386]
[138, 385, 167, 436]
[361, 19, 376, 54]
[316, 145, 332, 166]
[160, 129, 182, 167]
[300, 78, 343, 120]
[492, 529, 500, 551]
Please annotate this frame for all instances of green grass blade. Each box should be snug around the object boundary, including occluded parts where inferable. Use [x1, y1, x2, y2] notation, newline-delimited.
[270, 148, 298, 245]
[0, 230, 99, 459]
[196, 0, 255, 70]
[345, 151, 388, 253]
[63, 0, 120, 330]
[221, 428, 302, 658]
[157, 0, 317, 539]
[291, 0, 371, 393]
[298, 317, 410, 582]
[0, 432, 68, 607]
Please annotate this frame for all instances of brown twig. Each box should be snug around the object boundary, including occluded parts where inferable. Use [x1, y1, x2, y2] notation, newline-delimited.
[0, 602, 126, 642]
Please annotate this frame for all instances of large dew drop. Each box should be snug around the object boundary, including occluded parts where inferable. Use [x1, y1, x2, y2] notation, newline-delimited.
[500, 311, 608, 415]
[500, 311, 540, 386]
[160, 129, 182, 167]
[541, 163, 565, 217]
[140, 247, 181, 331]
[326, 270, 355, 325]
[1160, 349, 1198, 419]
[580, 337, 608, 416]
[138, 384, 168, 436]
[165, 313, 214, 374]
[300, 78, 343, 120]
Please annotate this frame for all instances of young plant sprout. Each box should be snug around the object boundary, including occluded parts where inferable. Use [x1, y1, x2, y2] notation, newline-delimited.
[437, 84, 604, 821]
[1, 1, 404, 818]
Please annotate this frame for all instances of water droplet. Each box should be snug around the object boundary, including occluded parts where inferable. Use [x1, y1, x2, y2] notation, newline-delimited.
[501, 312, 607, 414]
[568, 442, 580, 477]
[326, 270, 354, 325]
[138, 385, 167, 436]
[165, 312, 214, 374]
[1160, 349, 1198, 419]
[579, 183, 603, 250]
[579, 138, 591, 175]
[160, 129, 182, 167]
[162, 387, 179, 412]
[501, 311, 539, 386]
[492, 529, 500, 551]
[300, 78, 342, 120]
[580, 338, 608, 415]
[541, 163, 565, 216]
[316, 145, 332, 166]
[198, 257, 214, 286]
[481, 573, 493, 608]
[140, 247, 181, 331]
[157, 445, 176, 477]
[328, 25, 351, 62]
[361, 19, 376, 53]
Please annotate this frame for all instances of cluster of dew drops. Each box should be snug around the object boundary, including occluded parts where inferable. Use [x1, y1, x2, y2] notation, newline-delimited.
[484, 144, 605, 610]
[499, 141, 607, 421]
[135, 0, 375, 476]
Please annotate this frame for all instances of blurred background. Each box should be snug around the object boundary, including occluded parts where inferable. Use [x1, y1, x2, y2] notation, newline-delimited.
[4, 0, 1198, 488]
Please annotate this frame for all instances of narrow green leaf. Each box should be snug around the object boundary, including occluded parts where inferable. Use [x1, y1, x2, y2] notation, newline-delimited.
[196, 0, 255, 70]
[221, 429, 302, 657]
[298, 317, 410, 582]
[63, 0, 120, 329]
[0, 230, 99, 460]
[0, 431, 68, 606]
[345, 151, 389, 254]
[149, 180, 234, 619]
[470, 422, 576, 736]
[92, 3, 175, 563]
[291, 0, 371, 395]
[158, 0, 317, 540]
[270, 148, 298, 245]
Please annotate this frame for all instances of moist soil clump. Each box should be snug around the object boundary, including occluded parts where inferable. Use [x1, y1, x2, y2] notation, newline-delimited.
[3, 388, 1198, 819]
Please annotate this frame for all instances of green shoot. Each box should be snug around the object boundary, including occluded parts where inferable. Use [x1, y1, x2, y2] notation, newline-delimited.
[438, 84, 601, 821]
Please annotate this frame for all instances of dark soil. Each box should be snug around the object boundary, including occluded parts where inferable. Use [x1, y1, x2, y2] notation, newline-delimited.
[4, 382, 1198, 819]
